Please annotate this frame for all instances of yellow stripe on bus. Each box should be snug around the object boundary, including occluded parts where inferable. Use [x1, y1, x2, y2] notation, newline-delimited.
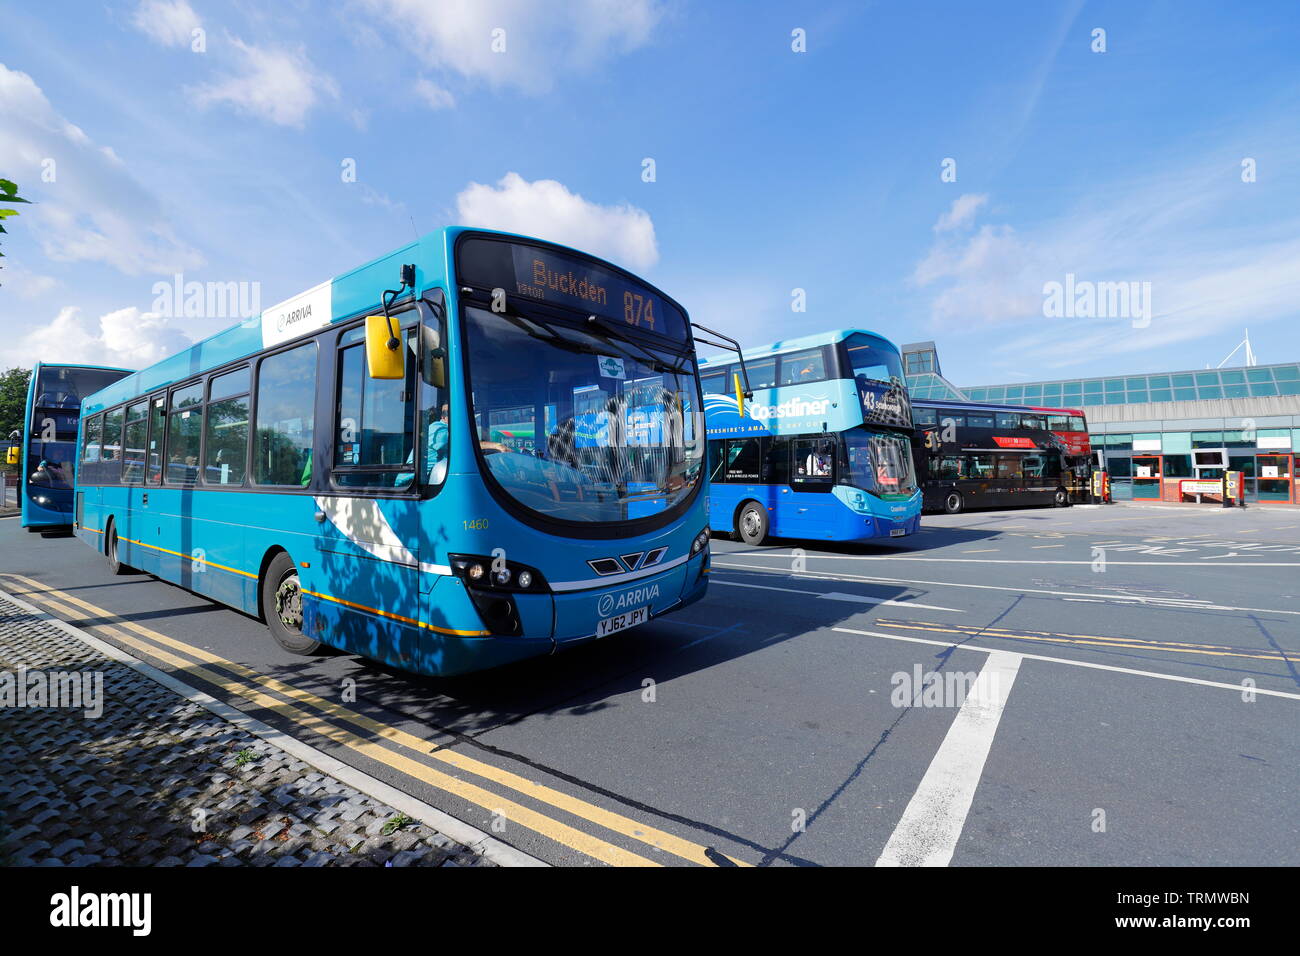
[109, 535, 489, 637]
[301, 587, 490, 638]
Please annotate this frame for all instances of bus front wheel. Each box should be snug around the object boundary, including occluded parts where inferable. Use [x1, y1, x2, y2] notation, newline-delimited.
[943, 491, 964, 515]
[261, 552, 323, 655]
[735, 502, 769, 545]
[104, 520, 135, 575]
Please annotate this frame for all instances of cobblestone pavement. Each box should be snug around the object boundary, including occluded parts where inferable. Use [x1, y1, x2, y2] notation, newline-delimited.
[0, 594, 496, 867]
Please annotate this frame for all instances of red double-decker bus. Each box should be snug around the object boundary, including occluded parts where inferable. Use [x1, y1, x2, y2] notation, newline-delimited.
[911, 399, 1092, 513]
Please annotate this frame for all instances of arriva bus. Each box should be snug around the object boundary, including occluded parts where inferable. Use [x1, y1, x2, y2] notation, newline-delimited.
[911, 399, 1091, 513]
[697, 329, 921, 544]
[73, 228, 714, 676]
[17, 363, 132, 529]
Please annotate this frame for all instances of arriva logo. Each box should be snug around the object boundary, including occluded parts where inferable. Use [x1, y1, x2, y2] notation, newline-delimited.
[749, 396, 831, 420]
[598, 584, 661, 616]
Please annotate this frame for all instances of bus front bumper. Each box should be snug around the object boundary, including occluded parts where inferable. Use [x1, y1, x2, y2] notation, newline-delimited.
[552, 551, 708, 649]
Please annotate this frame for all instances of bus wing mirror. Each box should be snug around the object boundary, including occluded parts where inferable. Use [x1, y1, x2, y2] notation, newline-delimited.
[419, 324, 446, 389]
[6, 446, 18, 467]
[365, 315, 405, 379]
[733, 372, 745, 415]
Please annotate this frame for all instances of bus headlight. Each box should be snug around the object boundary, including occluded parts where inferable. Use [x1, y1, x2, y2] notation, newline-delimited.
[449, 554, 548, 593]
[449, 554, 549, 637]
[690, 528, 710, 556]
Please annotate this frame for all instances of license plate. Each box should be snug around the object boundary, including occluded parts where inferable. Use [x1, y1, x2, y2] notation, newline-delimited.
[597, 606, 649, 637]
[890, 528, 906, 537]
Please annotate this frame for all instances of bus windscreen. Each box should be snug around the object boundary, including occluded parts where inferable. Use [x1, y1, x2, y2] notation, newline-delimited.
[456, 235, 688, 342]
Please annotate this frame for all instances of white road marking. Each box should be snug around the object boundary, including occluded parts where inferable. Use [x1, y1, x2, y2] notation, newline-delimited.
[719, 552, 1300, 567]
[708, 578, 962, 612]
[833, 627, 1300, 701]
[710, 562, 1300, 617]
[817, 591, 964, 612]
[876, 651, 1022, 867]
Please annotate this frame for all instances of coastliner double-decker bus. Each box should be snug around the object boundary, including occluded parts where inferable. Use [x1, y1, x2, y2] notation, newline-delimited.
[16, 363, 132, 529]
[74, 228, 716, 676]
[698, 329, 922, 544]
[911, 399, 1092, 513]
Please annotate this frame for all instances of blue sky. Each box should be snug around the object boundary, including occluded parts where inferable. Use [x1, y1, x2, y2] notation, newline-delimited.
[2, 0, 1298, 386]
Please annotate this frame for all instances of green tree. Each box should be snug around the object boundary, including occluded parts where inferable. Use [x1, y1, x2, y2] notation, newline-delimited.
[0, 366, 33, 442]
[0, 178, 33, 286]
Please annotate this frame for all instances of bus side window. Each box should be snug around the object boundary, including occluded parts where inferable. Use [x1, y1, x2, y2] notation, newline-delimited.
[996, 455, 1022, 480]
[724, 438, 760, 482]
[937, 456, 962, 479]
[708, 439, 727, 483]
[700, 370, 727, 396]
[995, 413, 1018, 429]
[969, 454, 995, 479]
[254, 342, 318, 487]
[762, 436, 790, 484]
[792, 438, 834, 483]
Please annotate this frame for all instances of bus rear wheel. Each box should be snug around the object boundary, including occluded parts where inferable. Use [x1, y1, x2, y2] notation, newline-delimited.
[735, 501, 769, 545]
[943, 491, 964, 515]
[261, 552, 323, 655]
[1054, 488, 1070, 507]
[104, 520, 135, 575]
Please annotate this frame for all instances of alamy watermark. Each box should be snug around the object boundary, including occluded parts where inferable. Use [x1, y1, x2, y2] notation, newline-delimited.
[1043, 273, 1152, 328]
[1, 666, 103, 718]
[151, 273, 261, 319]
[891, 664, 991, 708]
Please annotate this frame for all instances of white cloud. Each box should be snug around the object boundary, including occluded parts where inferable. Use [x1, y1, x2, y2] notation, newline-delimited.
[0, 63, 203, 275]
[190, 38, 337, 128]
[362, 0, 663, 93]
[0, 305, 194, 371]
[0, 266, 59, 299]
[414, 78, 455, 111]
[910, 151, 1300, 372]
[456, 173, 658, 271]
[934, 193, 987, 233]
[131, 0, 202, 48]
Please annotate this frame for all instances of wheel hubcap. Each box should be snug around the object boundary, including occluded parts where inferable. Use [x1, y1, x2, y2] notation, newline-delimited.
[275, 574, 303, 632]
[947, 495, 959, 510]
[742, 511, 760, 536]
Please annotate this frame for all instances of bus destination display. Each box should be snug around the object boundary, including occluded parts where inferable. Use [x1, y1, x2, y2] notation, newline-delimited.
[457, 236, 688, 341]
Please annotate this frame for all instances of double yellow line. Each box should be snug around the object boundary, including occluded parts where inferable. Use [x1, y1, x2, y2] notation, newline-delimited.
[872, 618, 1292, 663]
[1, 572, 748, 868]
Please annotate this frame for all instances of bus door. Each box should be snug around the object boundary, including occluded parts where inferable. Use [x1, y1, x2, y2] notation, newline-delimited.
[965, 453, 996, 506]
[994, 453, 1024, 505]
[128, 394, 167, 575]
[1256, 453, 1294, 502]
[1132, 455, 1162, 499]
[789, 436, 836, 535]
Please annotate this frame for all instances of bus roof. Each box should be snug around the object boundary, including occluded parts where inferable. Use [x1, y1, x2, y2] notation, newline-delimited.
[913, 397, 1086, 418]
[31, 362, 133, 375]
[697, 328, 898, 367]
[79, 225, 667, 416]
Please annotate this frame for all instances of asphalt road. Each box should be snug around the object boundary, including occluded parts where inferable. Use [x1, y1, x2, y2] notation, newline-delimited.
[2, 501, 1297, 866]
